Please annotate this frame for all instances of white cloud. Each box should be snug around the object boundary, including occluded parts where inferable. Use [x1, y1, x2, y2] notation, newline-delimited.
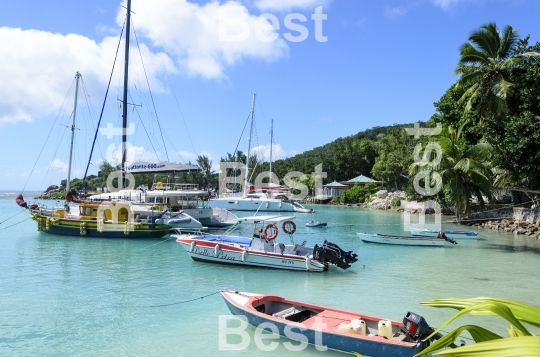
[251, 143, 291, 161]
[50, 159, 69, 173]
[384, 6, 408, 18]
[176, 150, 197, 162]
[106, 143, 161, 165]
[430, 0, 463, 10]
[255, 0, 329, 12]
[0, 27, 173, 125]
[0, 0, 290, 125]
[123, 0, 289, 79]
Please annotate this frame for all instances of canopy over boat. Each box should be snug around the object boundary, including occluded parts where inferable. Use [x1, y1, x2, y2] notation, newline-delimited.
[237, 215, 296, 223]
[126, 161, 201, 174]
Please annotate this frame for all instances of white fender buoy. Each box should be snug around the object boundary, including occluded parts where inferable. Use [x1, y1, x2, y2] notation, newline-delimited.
[190, 241, 195, 252]
[214, 245, 220, 257]
[306, 257, 311, 271]
[241, 250, 246, 262]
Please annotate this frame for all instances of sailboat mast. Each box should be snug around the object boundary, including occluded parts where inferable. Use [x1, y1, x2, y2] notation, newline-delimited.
[65, 71, 81, 202]
[269, 119, 273, 184]
[120, 0, 132, 190]
[244, 93, 256, 196]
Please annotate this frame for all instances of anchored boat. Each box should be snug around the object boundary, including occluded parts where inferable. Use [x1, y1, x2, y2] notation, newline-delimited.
[174, 215, 358, 271]
[410, 228, 478, 239]
[305, 221, 327, 228]
[357, 232, 458, 247]
[220, 290, 454, 357]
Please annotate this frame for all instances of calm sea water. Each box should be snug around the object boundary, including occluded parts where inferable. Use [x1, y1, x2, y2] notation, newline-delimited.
[2, 191, 540, 356]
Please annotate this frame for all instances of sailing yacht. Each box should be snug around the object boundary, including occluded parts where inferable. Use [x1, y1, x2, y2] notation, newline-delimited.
[88, 167, 239, 229]
[209, 95, 312, 213]
[16, 1, 171, 238]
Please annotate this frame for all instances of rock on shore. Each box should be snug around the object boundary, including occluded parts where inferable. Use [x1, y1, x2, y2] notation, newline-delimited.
[466, 218, 540, 239]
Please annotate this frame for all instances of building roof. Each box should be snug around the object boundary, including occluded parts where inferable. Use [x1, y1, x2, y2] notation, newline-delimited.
[323, 181, 348, 188]
[343, 175, 383, 183]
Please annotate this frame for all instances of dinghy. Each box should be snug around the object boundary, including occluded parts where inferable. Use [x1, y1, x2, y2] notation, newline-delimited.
[305, 221, 327, 228]
[220, 290, 455, 357]
[410, 228, 478, 239]
[357, 232, 457, 247]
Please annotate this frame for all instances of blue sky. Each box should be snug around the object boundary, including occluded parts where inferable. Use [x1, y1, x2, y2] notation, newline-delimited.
[1, 0, 539, 190]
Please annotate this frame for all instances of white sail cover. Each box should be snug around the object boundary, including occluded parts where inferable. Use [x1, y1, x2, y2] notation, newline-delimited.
[126, 162, 201, 174]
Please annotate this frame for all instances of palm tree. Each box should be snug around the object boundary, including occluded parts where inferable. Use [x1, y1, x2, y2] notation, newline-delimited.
[410, 123, 493, 223]
[455, 23, 540, 123]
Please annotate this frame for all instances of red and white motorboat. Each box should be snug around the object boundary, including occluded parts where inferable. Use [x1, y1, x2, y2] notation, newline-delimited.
[173, 215, 358, 272]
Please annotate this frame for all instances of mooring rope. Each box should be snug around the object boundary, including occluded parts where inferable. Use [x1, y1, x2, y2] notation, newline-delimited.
[3, 217, 31, 230]
[147, 291, 221, 308]
[0, 209, 26, 225]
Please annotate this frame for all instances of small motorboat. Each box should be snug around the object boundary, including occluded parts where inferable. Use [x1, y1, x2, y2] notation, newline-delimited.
[220, 290, 453, 357]
[410, 228, 478, 239]
[305, 220, 327, 228]
[173, 215, 358, 272]
[357, 232, 457, 247]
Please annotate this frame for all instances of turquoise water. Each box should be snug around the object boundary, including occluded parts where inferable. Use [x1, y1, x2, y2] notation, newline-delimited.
[2, 191, 540, 356]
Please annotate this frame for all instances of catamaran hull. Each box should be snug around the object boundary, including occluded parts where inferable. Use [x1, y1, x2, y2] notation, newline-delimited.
[177, 240, 326, 271]
[209, 199, 296, 212]
[357, 233, 445, 247]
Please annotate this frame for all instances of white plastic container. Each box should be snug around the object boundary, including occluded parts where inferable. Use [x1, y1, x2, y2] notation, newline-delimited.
[350, 319, 367, 335]
[378, 320, 393, 339]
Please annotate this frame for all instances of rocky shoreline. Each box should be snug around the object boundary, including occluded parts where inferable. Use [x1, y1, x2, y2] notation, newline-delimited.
[464, 218, 540, 239]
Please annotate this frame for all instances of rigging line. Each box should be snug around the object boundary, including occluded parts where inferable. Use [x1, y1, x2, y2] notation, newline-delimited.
[39, 118, 70, 192]
[80, 16, 127, 194]
[21, 79, 75, 194]
[3, 217, 31, 230]
[0, 209, 26, 225]
[218, 113, 252, 190]
[130, 93, 160, 160]
[132, 20, 169, 161]
[139, 0, 197, 157]
[80, 77, 105, 163]
[147, 291, 221, 308]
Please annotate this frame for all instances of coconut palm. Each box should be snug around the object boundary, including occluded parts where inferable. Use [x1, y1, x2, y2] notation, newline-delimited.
[410, 123, 492, 223]
[455, 23, 540, 123]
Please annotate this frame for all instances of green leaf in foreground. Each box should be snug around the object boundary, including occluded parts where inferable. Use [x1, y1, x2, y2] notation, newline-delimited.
[415, 325, 502, 357]
[433, 336, 540, 357]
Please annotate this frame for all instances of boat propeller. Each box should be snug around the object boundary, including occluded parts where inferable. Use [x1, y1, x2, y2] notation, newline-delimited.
[313, 240, 358, 270]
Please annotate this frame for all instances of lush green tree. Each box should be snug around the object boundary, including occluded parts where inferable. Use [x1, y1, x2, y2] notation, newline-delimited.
[371, 127, 414, 190]
[339, 183, 379, 204]
[413, 124, 493, 223]
[196, 154, 217, 189]
[455, 22, 540, 123]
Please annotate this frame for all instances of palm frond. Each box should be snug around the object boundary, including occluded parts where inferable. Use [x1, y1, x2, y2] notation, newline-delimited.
[415, 325, 502, 357]
[498, 25, 519, 60]
[434, 336, 540, 357]
[421, 297, 540, 329]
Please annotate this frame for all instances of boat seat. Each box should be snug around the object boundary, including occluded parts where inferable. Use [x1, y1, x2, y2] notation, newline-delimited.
[273, 307, 300, 319]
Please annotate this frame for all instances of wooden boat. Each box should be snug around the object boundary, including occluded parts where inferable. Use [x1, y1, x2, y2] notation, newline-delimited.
[357, 232, 457, 247]
[174, 216, 358, 271]
[305, 221, 327, 227]
[410, 228, 478, 239]
[220, 290, 450, 357]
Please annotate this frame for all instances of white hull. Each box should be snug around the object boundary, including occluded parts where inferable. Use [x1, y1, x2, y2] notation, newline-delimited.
[177, 238, 325, 271]
[410, 228, 478, 239]
[357, 233, 446, 247]
[209, 197, 311, 212]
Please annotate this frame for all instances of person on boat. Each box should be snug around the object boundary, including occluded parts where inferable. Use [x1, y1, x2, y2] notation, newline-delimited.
[437, 231, 447, 239]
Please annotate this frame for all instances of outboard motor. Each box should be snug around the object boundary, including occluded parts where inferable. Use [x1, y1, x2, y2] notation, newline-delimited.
[403, 312, 458, 348]
[313, 240, 358, 270]
[437, 232, 458, 245]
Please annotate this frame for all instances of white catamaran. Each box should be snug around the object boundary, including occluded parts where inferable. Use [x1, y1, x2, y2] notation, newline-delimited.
[209, 95, 312, 213]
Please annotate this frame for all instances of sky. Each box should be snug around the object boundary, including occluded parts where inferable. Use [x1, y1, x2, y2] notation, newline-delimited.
[0, 0, 539, 191]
